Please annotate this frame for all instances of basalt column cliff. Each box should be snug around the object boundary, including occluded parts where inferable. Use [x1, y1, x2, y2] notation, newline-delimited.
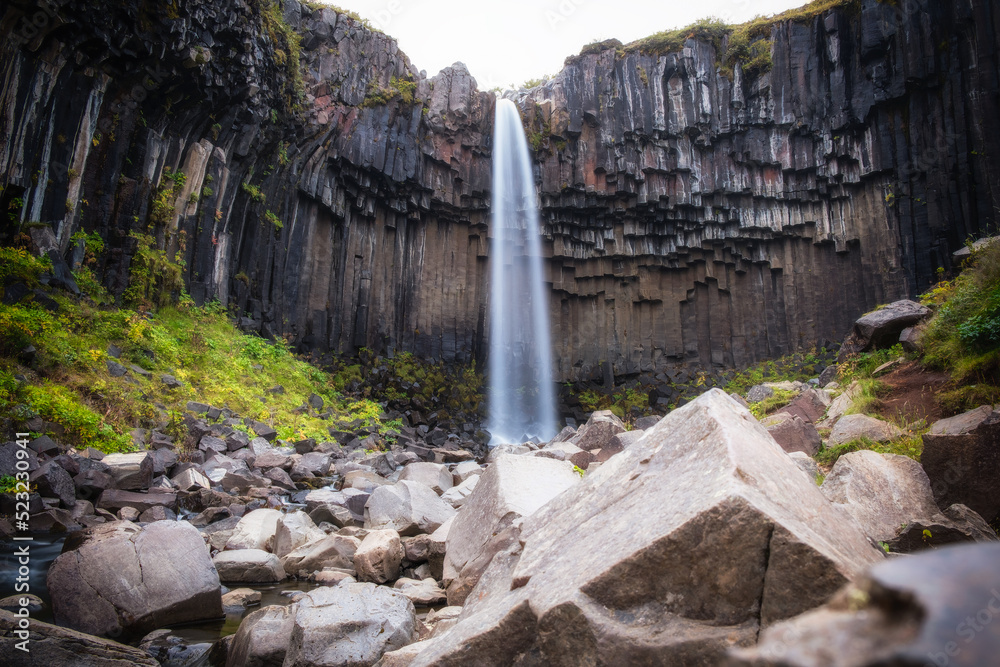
[1, 0, 998, 381]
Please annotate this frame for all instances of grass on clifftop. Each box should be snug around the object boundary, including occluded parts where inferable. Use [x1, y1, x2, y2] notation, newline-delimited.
[610, 0, 862, 79]
[0, 247, 391, 454]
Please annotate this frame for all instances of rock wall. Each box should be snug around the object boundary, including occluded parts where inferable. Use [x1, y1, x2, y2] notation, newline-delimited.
[1, 0, 998, 381]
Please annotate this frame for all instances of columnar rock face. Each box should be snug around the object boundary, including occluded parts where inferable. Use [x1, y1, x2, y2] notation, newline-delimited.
[2, 0, 999, 378]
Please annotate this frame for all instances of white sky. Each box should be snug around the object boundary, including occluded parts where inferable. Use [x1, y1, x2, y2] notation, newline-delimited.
[323, 0, 812, 89]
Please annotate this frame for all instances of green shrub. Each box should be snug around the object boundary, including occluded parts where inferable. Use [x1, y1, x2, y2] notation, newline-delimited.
[23, 382, 134, 453]
[921, 241, 1000, 384]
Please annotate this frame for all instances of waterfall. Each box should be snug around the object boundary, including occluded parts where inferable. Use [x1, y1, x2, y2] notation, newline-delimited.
[487, 98, 557, 445]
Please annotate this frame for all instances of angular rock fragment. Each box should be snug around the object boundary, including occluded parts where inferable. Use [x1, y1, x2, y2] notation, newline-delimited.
[214, 549, 285, 583]
[354, 529, 404, 584]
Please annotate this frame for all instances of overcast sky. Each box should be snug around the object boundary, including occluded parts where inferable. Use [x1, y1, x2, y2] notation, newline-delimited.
[325, 0, 810, 89]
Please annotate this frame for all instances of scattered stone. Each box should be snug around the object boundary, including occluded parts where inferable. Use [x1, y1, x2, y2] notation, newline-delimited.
[837, 300, 932, 360]
[160, 374, 183, 389]
[222, 588, 262, 612]
[101, 452, 153, 490]
[172, 467, 212, 492]
[97, 489, 176, 514]
[398, 462, 454, 495]
[225, 508, 282, 552]
[214, 549, 285, 583]
[0, 609, 159, 666]
[249, 420, 277, 441]
[817, 380, 861, 428]
[776, 388, 831, 424]
[746, 384, 775, 403]
[788, 451, 820, 483]
[29, 460, 76, 508]
[364, 481, 456, 537]
[284, 584, 416, 667]
[821, 450, 943, 543]
[354, 529, 404, 584]
[281, 534, 361, 577]
[571, 410, 625, 451]
[887, 503, 999, 552]
[274, 511, 326, 559]
[226, 605, 294, 667]
[827, 414, 904, 446]
[393, 577, 447, 606]
[451, 460, 483, 484]
[106, 359, 128, 377]
[46, 521, 222, 640]
[440, 475, 479, 508]
[761, 413, 821, 456]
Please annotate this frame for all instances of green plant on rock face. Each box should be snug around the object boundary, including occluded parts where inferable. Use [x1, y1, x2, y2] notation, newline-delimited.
[242, 181, 266, 204]
[572, 465, 585, 478]
[122, 232, 187, 310]
[264, 210, 283, 230]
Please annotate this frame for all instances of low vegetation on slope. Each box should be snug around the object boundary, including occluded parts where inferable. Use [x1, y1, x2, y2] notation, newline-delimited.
[0, 246, 397, 454]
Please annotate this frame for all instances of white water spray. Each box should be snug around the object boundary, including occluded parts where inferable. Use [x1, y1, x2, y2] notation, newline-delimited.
[488, 99, 557, 445]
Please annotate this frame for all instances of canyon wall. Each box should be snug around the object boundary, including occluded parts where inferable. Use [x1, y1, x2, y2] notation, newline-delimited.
[1, 0, 998, 381]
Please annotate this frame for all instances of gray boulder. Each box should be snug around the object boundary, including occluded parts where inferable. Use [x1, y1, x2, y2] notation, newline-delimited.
[828, 414, 903, 446]
[364, 480, 456, 536]
[225, 604, 294, 667]
[354, 529, 404, 584]
[570, 410, 625, 451]
[29, 460, 76, 508]
[101, 452, 153, 490]
[0, 609, 159, 666]
[442, 454, 580, 605]
[281, 534, 361, 577]
[837, 300, 932, 360]
[274, 511, 326, 559]
[284, 583, 416, 667]
[761, 413, 821, 456]
[225, 508, 282, 551]
[407, 389, 882, 665]
[214, 549, 285, 583]
[46, 521, 222, 640]
[820, 450, 943, 543]
[922, 405, 1000, 523]
[398, 462, 454, 495]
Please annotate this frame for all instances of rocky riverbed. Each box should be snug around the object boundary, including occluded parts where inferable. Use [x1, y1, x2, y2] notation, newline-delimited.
[1, 343, 998, 665]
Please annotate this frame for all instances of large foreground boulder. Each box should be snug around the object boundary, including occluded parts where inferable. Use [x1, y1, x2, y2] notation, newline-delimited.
[442, 454, 580, 605]
[729, 543, 1000, 666]
[46, 521, 222, 640]
[408, 389, 883, 665]
[0, 609, 159, 666]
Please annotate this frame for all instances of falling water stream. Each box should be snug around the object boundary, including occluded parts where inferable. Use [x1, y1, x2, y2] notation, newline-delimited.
[488, 98, 557, 445]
